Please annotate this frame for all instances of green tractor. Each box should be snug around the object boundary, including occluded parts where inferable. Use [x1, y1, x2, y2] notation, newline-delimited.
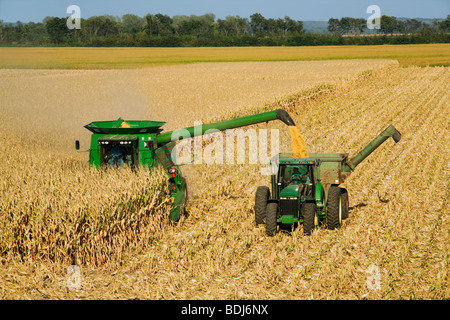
[255, 124, 402, 236]
[77, 109, 296, 222]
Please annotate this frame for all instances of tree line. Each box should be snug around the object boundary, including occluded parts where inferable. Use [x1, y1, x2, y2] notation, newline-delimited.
[328, 16, 449, 35]
[0, 13, 449, 47]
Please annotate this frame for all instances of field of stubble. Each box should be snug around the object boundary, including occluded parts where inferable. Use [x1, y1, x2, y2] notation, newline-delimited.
[0, 58, 448, 299]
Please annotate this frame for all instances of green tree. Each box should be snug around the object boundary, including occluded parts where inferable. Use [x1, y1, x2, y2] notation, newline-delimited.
[284, 16, 303, 34]
[380, 15, 399, 34]
[45, 17, 69, 44]
[0, 20, 3, 42]
[217, 15, 249, 36]
[0, 23, 15, 44]
[250, 13, 266, 35]
[22, 22, 48, 45]
[100, 18, 119, 37]
[405, 19, 421, 33]
[441, 15, 450, 32]
[327, 18, 340, 35]
[154, 13, 175, 35]
[265, 18, 277, 34]
[338, 17, 366, 35]
[397, 20, 407, 33]
[83, 17, 103, 42]
[217, 17, 233, 36]
[175, 14, 215, 37]
[122, 14, 145, 33]
[354, 18, 367, 34]
[339, 17, 352, 34]
[145, 14, 161, 36]
[444, 15, 450, 32]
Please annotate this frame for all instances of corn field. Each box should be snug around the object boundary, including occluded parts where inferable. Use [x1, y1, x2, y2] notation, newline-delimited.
[0, 57, 448, 299]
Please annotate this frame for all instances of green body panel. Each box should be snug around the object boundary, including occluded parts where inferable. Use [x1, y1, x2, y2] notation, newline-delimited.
[85, 118, 165, 134]
[90, 132, 159, 170]
[279, 184, 299, 198]
[170, 189, 187, 221]
[98, 135, 138, 141]
[314, 183, 325, 215]
[279, 215, 295, 225]
[314, 183, 322, 202]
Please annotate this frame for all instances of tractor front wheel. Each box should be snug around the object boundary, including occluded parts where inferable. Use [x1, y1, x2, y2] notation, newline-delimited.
[302, 203, 316, 236]
[326, 186, 342, 230]
[255, 186, 270, 225]
[265, 202, 278, 236]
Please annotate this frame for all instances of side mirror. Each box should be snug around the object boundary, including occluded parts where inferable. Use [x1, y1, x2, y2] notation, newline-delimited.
[75, 140, 80, 150]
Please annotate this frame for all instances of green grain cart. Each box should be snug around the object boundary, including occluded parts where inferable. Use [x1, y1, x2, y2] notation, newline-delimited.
[255, 124, 402, 236]
[77, 109, 296, 222]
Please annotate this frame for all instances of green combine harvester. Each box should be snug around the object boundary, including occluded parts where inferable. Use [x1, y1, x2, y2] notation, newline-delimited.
[255, 124, 402, 236]
[77, 109, 296, 221]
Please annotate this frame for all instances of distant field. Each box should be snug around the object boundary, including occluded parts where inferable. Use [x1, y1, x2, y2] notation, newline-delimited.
[0, 44, 449, 69]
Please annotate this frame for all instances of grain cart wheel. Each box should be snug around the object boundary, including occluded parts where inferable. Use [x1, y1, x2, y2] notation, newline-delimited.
[326, 186, 342, 230]
[255, 186, 270, 225]
[265, 202, 278, 236]
[340, 188, 349, 220]
[302, 203, 316, 236]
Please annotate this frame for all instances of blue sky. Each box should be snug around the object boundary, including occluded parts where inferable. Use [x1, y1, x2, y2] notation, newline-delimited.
[0, 0, 449, 23]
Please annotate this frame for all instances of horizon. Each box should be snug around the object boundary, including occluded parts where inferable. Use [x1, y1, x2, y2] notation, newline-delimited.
[0, 0, 449, 23]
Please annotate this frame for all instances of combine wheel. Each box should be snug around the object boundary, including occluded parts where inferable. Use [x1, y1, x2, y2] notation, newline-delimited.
[265, 202, 278, 236]
[340, 188, 349, 220]
[302, 203, 316, 236]
[326, 186, 342, 230]
[182, 178, 188, 202]
[255, 186, 270, 225]
[179, 178, 188, 216]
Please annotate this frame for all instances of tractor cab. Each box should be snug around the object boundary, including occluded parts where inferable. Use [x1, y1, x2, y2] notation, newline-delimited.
[274, 156, 317, 201]
[263, 156, 319, 228]
[278, 163, 315, 197]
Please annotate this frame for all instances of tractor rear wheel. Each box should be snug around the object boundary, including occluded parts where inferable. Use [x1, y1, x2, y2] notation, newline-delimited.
[326, 186, 342, 230]
[340, 188, 349, 220]
[265, 202, 278, 236]
[255, 186, 270, 225]
[302, 203, 316, 236]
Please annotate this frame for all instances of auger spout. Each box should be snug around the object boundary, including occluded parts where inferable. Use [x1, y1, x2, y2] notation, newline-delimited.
[343, 124, 401, 172]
